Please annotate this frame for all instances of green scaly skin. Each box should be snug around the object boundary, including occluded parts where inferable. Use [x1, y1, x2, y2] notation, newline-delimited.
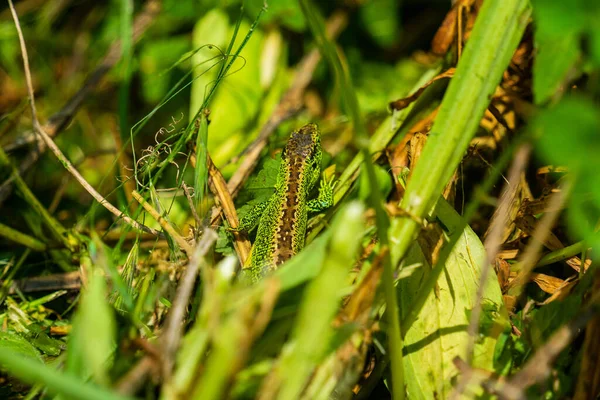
[237, 123, 335, 282]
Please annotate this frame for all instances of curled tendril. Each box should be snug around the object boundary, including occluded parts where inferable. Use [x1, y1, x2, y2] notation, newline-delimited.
[121, 164, 134, 173]
[183, 184, 195, 198]
[168, 112, 184, 132]
[133, 113, 189, 192]
[154, 127, 168, 145]
[154, 112, 185, 144]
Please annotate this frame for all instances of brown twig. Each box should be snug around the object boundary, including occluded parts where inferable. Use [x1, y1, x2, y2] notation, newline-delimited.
[451, 143, 531, 399]
[574, 272, 600, 400]
[0, 0, 162, 205]
[160, 230, 218, 382]
[182, 183, 202, 232]
[4, 271, 82, 294]
[131, 190, 192, 255]
[388, 68, 456, 111]
[115, 355, 159, 396]
[7, 0, 163, 238]
[205, 154, 251, 266]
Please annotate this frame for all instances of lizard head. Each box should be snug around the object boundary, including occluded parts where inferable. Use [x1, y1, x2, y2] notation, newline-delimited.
[283, 123, 321, 162]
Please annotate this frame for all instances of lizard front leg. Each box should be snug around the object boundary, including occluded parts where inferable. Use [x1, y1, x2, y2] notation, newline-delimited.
[234, 200, 269, 233]
[308, 175, 336, 212]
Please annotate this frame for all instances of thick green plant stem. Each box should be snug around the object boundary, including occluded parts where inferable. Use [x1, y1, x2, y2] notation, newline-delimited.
[536, 240, 586, 268]
[389, 0, 531, 277]
[0, 348, 134, 400]
[0, 222, 46, 251]
[300, 1, 405, 397]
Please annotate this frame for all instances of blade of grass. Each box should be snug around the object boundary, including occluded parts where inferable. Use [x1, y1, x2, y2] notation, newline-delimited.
[387, 0, 531, 348]
[390, 0, 531, 269]
[300, 1, 405, 397]
[0, 347, 134, 400]
[275, 202, 365, 399]
[194, 112, 209, 213]
[0, 222, 46, 251]
[147, 5, 266, 214]
[116, 0, 134, 212]
[332, 67, 441, 203]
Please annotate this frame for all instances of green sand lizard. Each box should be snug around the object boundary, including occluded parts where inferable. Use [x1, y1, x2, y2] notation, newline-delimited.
[237, 123, 335, 281]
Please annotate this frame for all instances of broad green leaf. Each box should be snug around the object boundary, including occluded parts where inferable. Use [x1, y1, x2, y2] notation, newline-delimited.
[533, 96, 600, 172]
[162, 0, 198, 21]
[0, 332, 43, 364]
[530, 295, 582, 345]
[189, 9, 230, 119]
[531, 0, 600, 103]
[358, 163, 392, 201]
[67, 249, 116, 386]
[352, 58, 431, 114]
[532, 28, 580, 105]
[531, 0, 586, 39]
[207, 20, 265, 166]
[236, 155, 280, 208]
[533, 96, 600, 250]
[397, 199, 507, 398]
[27, 325, 65, 356]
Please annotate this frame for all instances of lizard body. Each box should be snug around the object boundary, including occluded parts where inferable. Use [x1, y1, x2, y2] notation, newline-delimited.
[237, 123, 334, 281]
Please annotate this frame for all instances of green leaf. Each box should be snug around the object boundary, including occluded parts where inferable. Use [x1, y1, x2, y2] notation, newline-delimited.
[0, 332, 43, 364]
[0, 346, 133, 400]
[530, 0, 600, 103]
[189, 9, 230, 119]
[352, 58, 431, 114]
[530, 295, 582, 345]
[27, 326, 65, 357]
[358, 163, 392, 202]
[398, 199, 507, 398]
[237, 155, 280, 208]
[534, 96, 600, 171]
[533, 29, 580, 105]
[67, 261, 116, 386]
[245, 156, 281, 192]
[531, 0, 586, 39]
[533, 96, 600, 249]
[591, 27, 600, 67]
[207, 19, 266, 166]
